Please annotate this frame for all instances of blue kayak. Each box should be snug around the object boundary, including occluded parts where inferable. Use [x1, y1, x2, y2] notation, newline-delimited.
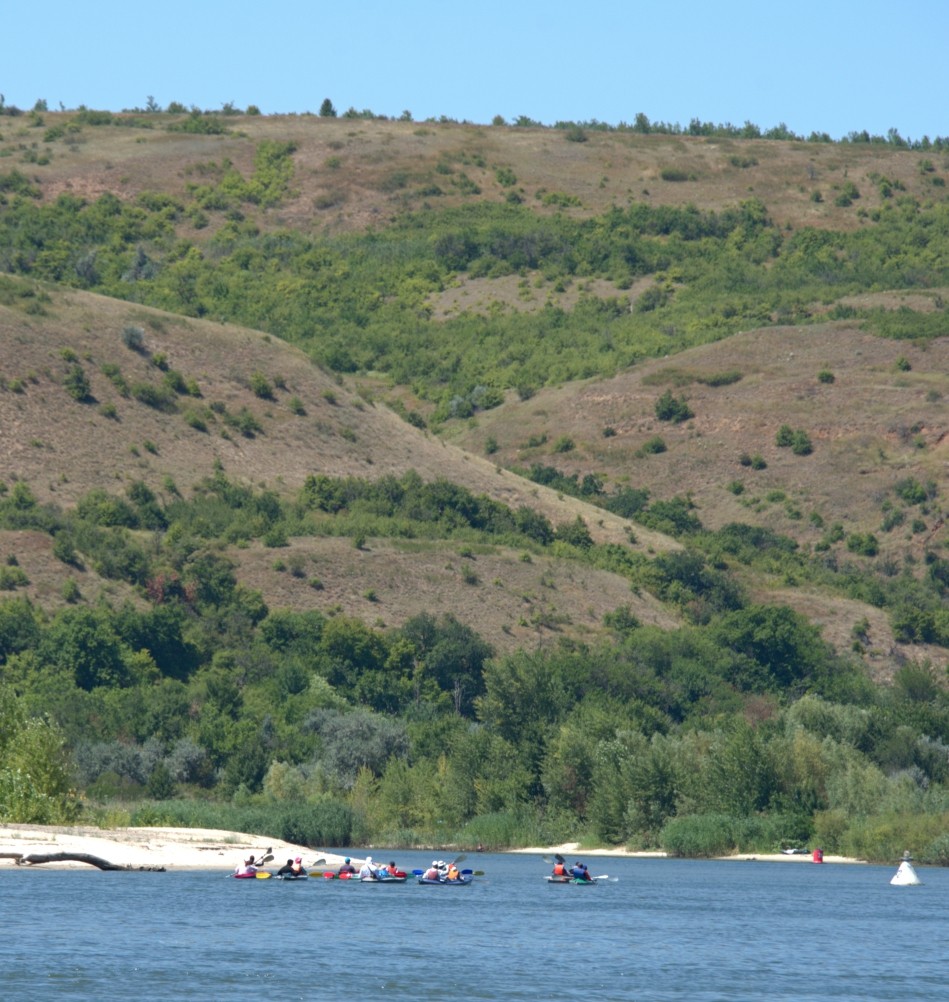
[418, 874, 473, 885]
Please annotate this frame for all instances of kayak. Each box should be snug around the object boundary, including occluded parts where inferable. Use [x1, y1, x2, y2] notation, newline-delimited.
[233, 871, 271, 879]
[275, 873, 309, 880]
[418, 874, 474, 885]
[322, 870, 406, 882]
[546, 875, 597, 885]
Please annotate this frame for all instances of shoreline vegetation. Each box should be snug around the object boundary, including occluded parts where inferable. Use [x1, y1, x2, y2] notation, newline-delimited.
[0, 824, 866, 871]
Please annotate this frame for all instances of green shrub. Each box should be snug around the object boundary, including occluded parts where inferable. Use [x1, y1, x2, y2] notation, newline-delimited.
[791, 430, 813, 455]
[776, 424, 794, 447]
[183, 409, 208, 432]
[655, 390, 693, 423]
[640, 436, 667, 455]
[894, 477, 928, 505]
[64, 364, 91, 402]
[846, 532, 879, 557]
[131, 382, 177, 412]
[250, 372, 274, 399]
[817, 370, 835, 384]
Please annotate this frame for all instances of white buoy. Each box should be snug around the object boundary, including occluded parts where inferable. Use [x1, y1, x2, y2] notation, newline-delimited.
[890, 851, 922, 886]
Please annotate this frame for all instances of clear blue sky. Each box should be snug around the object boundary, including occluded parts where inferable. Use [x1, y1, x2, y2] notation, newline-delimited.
[4, 1, 947, 141]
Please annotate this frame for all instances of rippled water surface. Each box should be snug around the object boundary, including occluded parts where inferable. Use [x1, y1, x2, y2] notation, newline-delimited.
[2, 852, 946, 1000]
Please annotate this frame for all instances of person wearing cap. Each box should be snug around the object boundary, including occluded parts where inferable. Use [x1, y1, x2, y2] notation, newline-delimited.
[235, 854, 257, 876]
[338, 856, 357, 876]
[423, 861, 441, 880]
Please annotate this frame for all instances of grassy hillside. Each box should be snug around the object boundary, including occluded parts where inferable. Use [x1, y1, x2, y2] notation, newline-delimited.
[1, 110, 947, 673]
[0, 283, 676, 651]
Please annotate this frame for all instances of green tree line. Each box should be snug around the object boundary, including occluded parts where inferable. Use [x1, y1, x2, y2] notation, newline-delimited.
[2, 471, 949, 860]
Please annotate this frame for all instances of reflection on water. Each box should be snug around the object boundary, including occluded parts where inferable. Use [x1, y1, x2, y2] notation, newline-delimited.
[1, 853, 946, 1000]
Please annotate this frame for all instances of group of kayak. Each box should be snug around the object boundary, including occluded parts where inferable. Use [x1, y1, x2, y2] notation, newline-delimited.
[233, 852, 473, 884]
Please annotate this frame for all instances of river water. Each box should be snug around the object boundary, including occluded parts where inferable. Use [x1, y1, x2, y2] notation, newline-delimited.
[1, 852, 945, 1000]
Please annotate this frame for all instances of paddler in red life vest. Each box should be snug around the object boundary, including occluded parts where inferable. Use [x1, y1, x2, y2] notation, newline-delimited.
[812, 847, 824, 863]
[552, 860, 569, 877]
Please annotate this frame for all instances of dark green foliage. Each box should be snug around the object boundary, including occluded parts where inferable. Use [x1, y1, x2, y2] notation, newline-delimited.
[0, 597, 41, 660]
[131, 381, 177, 412]
[894, 477, 930, 505]
[63, 363, 91, 402]
[655, 390, 693, 423]
[554, 516, 594, 549]
[791, 430, 813, 455]
[0, 169, 41, 197]
[847, 532, 879, 557]
[776, 424, 794, 447]
[710, 604, 834, 693]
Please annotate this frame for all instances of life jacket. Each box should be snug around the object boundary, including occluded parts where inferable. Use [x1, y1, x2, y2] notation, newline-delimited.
[553, 863, 567, 876]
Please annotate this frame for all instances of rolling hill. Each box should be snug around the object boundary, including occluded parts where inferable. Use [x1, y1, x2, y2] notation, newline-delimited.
[1, 109, 947, 677]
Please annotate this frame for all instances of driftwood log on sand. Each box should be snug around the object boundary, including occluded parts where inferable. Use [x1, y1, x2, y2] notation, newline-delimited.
[0, 851, 165, 872]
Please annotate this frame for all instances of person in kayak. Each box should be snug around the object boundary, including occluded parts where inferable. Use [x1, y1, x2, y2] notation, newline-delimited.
[277, 856, 307, 877]
[423, 861, 441, 880]
[337, 857, 357, 876]
[235, 854, 257, 876]
[571, 862, 592, 881]
[383, 860, 404, 877]
[359, 856, 380, 879]
[445, 862, 462, 881]
[552, 859, 569, 877]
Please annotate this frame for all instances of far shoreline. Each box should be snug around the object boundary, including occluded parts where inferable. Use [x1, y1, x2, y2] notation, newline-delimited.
[1, 824, 870, 871]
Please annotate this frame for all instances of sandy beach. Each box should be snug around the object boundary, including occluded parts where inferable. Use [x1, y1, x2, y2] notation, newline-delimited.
[0, 826, 865, 871]
[509, 842, 865, 864]
[0, 823, 355, 872]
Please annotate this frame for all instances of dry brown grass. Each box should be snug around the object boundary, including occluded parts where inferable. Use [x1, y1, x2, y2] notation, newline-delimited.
[17, 113, 947, 240]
